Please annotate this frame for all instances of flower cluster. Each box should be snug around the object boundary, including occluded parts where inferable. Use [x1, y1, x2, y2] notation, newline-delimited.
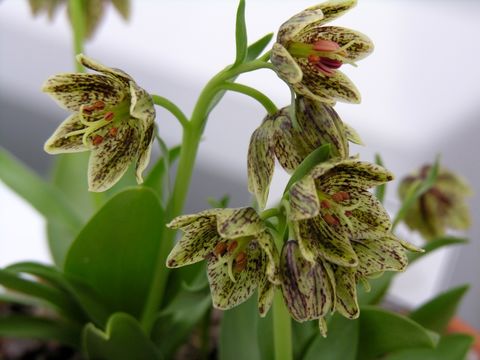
[399, 165, 472, 240]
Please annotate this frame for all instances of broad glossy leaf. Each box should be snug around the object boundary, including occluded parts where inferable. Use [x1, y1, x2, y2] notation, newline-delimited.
[0, 315, 81, 348]
[233, 0, 248, 66]
[219, 296, 262, 360]
[357, 306, 437, 360]
[387, 334, 474, 360]
[409, 285, 469, 334]
[304, 315, 359, 360]
[83, 312, 161, 360]
[283, 144, 331, 195]
[64, 188, 165, 318]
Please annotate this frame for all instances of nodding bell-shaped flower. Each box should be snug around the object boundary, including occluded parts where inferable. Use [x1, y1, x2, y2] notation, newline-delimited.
[283, 159, 421, 321]
[271, 0, 374, 104]
[166, 207, 279, 317]
[43, 54, 155, 192]
[399, 165, 472, 240]
[29, 0, 130, 39]
[248, 96, 362, 209]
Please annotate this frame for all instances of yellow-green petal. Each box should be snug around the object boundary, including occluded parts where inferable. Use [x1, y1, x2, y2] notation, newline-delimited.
[277, 5, 325, 44]
[257, 231, 280, 283]
[216, 207, 264, 239]
[44, 113, 89, 154]
[271, 43, 303, 85]
[280, 240, 333, 322]
[87, 121, 140, 192]
[289, 175, 320, 221]
[167, 209, 221, 229]
[166, 216, 220, 268]
[77, 54, 133, 82]
[273, 112, 307, 172]
[111, 0, 130, 19]
[247, 119, 275, 209]
[129, 81, 155, 129]
[334, 265, 359, 319]
[304, 0, 357, 29]
[258, 275, 275, 317]
[42, 73, 125, 112]
[207, 240, 265, 310]
[135, 122, 155, 184]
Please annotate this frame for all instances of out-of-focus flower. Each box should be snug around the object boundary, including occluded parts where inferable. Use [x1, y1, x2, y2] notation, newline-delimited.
[28, 0, 130, 39]
[271, 0, 373, 104]
[43, 54, 155, 192]
[248, 96, 362, 208]
[399, 165, 472, 240]
[282, 159, 420, 321]
[166, 207, 279, 316]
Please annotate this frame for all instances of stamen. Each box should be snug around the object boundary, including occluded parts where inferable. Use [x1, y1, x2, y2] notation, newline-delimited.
[332, 191, 350, 202]
[321, 200, 331, 209]
[214, 242, 227, 257]
[109, 127, 118, 137]
[234, 252, 248, 273]
[313, 39, 340, 52]
[104, 112, 115, 122]
[227, 240, 238, 254]
[92, 135, 104, 146]
[323, 213, 339, 226]
[345, 210, 353, 217]
[92, 100, 105, 110]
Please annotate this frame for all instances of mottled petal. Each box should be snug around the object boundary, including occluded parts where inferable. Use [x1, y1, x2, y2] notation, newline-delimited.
[343, 121, 363, 145]
[297, 62, 361, 103]
[216, 207, 264, 239]
[334, 265, 359, 319]
[298, 26, 373, 61]
[258, 275, 275, 317]
[353, 234, 408, 276]
[129, 81, 155, 129]
[273, 113, 307, 172]
[135, 122, 155, 184]
[397, 238, 423, 253]
[111, 0, 130, 19]
[166, 216, 220, 268]
[271, 43, 303, 84]
[77, 54, 133, 82]
[280, 240, 333, 322]
[257, 231, 280, 283]
[289, 175, 320, 221]
[247, 119, 275, 209]
[167, 209, 221, 229]
[307, 0, 357, 28]
[42, 73, 125, 111]
[82, 0, 104, 39]
[295, 219, 358, 266]
[277, 5, 325, 44]
[44, 114, 88, 154]
[296, 96, 349, 158]
[207, 241, 264, 310]
[87, 121, 140, 192]
[312, 159, 394, 190]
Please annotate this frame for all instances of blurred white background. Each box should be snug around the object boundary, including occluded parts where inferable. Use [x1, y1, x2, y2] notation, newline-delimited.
[1, 0, 479, 327]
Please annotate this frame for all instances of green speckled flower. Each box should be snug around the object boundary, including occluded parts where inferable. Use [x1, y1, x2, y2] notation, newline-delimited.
[43, 54, 155, 192]
[399, 165, 472, 240]
[29, 0, 130, 39]
[166, 207, 279, 316]
[280, 159, 420, 322]
[271, 0, 373, 104]
[248, 96, 362, 208]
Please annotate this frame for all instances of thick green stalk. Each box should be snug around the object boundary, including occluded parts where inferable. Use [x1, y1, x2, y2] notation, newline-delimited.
[68, 0, 85, 72]
[140, 60, 274, 333]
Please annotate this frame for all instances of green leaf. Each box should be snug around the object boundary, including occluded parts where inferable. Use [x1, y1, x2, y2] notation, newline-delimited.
[64, 188, 165, 318]
[83, 312, 161, 360]
[392, 157, 439, 229]
[233, 0, 247, 66]
[283, 144, 331, 195]
[219, 296, 262, 360]
[304, 315, 359, 360]
[0, 315, 81, 348]
[246, 32, 274, 61]
[387, 334, 474, 360]
[357, 272, 395, 306]
[409, 285, 469, 334]
[257, 309, 274, 360]
[0, 147, 82, 232]
[0, 268, 85, 322]
[374, 153, 386, 203]
[207, 194, 231, 208]
[357, 306, 437, 360]
[409, 236, 467, 263]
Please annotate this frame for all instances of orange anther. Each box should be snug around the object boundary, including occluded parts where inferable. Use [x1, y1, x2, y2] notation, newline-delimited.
[345, 210, 353, 217]
[227, 240, 238, 254]
[104, 112, 114, 121]
[92, 100, 105, 110]
[234, 252, 248, 272]
[92, 135, 104, 146]
[109, 127, 118, 137]
[332, 191, 350, 202]
[321, 200, 331, 209]
[214, 242, 227, 256]
[323, 214, 339, 226]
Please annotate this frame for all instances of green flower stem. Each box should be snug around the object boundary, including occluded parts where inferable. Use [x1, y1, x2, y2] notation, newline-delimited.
[272, 220, 292, 360]
[141, 59, 274, 333]
[260, 207, 281, 220]
[151, 95, 189, 128]
[68, 0, 85, 72]
[216, 83, 278, 115]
